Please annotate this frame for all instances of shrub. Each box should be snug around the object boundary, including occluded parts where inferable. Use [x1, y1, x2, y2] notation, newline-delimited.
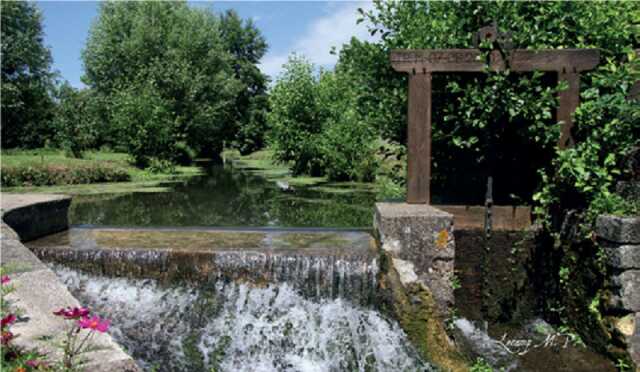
[1, 164, 130, 187]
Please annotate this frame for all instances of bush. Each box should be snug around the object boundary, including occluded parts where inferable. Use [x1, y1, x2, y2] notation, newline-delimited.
[1, 164, 130, 187]
[110, 84, 176, 167]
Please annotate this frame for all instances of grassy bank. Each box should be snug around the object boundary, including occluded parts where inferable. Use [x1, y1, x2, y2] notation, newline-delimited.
[223, 149, 381, 195]
[1, 149, 202, 195]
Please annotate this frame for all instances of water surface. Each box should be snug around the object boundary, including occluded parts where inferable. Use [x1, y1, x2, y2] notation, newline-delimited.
[70, 164, 376, 228]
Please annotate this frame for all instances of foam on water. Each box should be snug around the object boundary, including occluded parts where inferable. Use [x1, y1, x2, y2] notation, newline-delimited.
[54, 266, 432, 372]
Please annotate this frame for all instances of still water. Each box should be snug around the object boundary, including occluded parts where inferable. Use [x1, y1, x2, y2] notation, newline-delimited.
[70, 164, 376, 228]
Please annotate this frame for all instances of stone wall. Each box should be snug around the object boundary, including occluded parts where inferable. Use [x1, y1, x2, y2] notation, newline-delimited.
[596, 214, 640, 366]
[374, 203, 455, 314]
[1, 194, 139, 371]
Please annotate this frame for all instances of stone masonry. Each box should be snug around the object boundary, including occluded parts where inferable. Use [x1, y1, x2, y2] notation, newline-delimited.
[374, 203, 455, 314]
[596, 214, 640, 366]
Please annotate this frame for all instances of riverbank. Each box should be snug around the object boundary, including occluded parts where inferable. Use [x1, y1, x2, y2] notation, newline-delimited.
[2, 148, 399, 199]
[224, 148, 384, 196]
[1, 149, 202, 195]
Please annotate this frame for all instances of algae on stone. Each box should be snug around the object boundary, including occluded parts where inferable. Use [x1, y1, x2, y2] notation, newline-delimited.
[376, 253, 469, 372]
[93, 230, 266, 250]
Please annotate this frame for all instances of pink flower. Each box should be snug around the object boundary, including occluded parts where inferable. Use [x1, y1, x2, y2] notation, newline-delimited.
[1, 330, 13, 345]
[53, 306, 90, 319]
[1, 314, 16, 328]
[1, 275, 10, 285]
[25, 359, 47, 368]
[78, 315, 110, 333]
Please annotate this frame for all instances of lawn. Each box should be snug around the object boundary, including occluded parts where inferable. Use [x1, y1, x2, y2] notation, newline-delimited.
[1, 148, 202, 195]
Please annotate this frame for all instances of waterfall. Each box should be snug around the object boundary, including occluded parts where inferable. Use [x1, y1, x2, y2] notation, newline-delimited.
[54, 265, 432, 372]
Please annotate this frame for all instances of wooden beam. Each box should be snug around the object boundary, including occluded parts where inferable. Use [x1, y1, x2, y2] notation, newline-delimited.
[390, 49, 599, 73]
[436, 205, 532, 231]
[407, 72, 432, 204]
[557, 71, 580, 149]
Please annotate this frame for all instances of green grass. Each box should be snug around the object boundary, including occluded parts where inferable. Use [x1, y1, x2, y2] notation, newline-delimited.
[1, 149, 202, 195]
[223, 148, 376, 191]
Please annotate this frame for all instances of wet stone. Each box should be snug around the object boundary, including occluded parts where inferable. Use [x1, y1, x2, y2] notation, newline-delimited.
[630, 313, 640, 366]
[609, 271, 640, 312]
[606, 245, 640, 270]
[596, 215, 640, 244]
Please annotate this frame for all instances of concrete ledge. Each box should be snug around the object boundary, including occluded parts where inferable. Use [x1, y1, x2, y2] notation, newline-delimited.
[1, 194, 139, 371]
[374, 202, 455, 313]
[2, 194, 71, 242]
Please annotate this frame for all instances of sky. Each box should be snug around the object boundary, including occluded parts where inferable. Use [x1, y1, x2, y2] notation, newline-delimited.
[36, 0, 376, 88]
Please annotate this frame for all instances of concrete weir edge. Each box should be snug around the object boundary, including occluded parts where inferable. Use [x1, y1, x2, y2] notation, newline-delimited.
[1, 193, 139, 372]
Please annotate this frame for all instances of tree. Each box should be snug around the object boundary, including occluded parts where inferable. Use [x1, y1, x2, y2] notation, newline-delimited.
[268, 55, 326, 176]
[219, 10, 270, 154]
[53, 82, 98, 158]
[268, 55, 379, 181]
[82, 1, 243, 164]
[1, 1, 55, 148]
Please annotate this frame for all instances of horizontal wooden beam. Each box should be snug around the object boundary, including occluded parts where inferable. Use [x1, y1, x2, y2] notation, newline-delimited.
[436, 205, 532, 231]
[390, 49, 599, 73]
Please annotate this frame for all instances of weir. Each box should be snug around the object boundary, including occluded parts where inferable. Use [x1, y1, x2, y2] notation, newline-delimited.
[27, 228, 380, 305]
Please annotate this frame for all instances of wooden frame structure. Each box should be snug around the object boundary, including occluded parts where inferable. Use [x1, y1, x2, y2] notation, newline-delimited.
[391, 40, 599, 204]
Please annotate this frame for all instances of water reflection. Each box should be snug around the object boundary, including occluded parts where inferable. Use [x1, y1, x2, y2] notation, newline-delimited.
[70, 164, 376, 228]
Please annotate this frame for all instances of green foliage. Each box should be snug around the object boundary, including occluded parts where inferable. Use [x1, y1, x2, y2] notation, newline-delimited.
[268, 55, 379, 181]
[470, 358, 494, 372]
[354, 1, 639, 205]
[109, 83, 176, 167]
[53, 82, 99, 158]
[268, 55, 326, 176]
[82, 2, 251, 164]
[1, 164, 129, 187]
[219, 10, 270, 154]
[1, 0, 55, 149]
[534, 53, 640, 231]
[317, 69, 378, 181]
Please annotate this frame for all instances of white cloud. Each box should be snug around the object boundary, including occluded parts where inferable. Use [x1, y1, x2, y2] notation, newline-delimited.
[259, 1, 376, 79]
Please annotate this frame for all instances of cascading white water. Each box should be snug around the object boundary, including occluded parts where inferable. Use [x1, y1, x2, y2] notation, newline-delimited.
[54, 266, 432, 372]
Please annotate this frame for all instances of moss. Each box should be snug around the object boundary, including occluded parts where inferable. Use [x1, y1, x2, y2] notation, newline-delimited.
[181, 331, 205, 371]
[208, 334, 231, 372]
[272, 232, 353, 249]
[93, 230, 266, 250]
[377, 252, 469, 372]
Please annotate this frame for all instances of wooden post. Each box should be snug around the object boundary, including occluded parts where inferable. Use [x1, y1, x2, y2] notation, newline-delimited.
[407, 72, 432, 204]
[557, 70, 580, 149]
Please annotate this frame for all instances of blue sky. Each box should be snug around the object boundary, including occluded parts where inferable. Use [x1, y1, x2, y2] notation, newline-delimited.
[36, 1, 375, 88]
